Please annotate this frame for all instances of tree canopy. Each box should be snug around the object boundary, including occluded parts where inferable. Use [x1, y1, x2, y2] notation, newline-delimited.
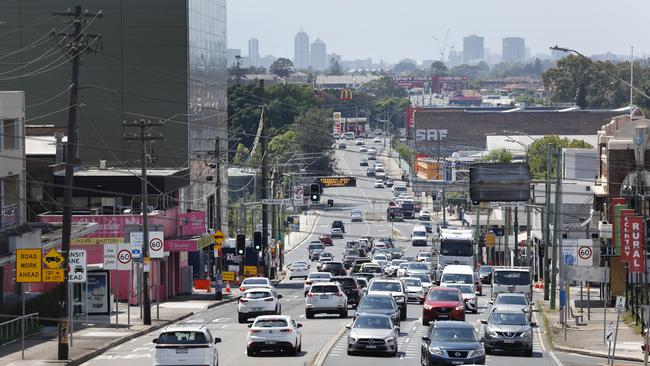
[269, 58, 294, 78]
[527, 135, 593, 179]
[484, 148, 513, 163]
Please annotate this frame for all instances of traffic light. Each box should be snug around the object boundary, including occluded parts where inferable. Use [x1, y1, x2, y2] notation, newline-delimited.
[310, 183, 321, 202]
[253, 231, 262, 251]
[236, 234, 245, 255]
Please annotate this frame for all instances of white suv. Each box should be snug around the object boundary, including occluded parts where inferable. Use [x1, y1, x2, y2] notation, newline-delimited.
[246, 315, 302, 357]
[305, 282, 348, 319]
[153, 324, 221, 365]
[237, 288, 282, 323]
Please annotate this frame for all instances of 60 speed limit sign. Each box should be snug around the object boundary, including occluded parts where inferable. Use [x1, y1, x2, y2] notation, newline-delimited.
[578, 246, 593, 266]
[149, 231, 164, 258]
[117, 243, 132, 270]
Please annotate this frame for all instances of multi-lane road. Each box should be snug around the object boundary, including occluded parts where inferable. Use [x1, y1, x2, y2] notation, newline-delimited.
[82, 139, 611, 366]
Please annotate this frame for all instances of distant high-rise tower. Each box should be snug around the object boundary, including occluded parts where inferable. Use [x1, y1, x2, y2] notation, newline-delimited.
[310, 38, 327, 71]
[294, 29, 310, 70]
[502, 37, 526, 63]
[227, 48, 241, 67]
[248, 38, 259, 67]
[463, 34, 484, 64]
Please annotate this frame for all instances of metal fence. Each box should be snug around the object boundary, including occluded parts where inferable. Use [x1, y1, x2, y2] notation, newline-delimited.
[0, 313, 40, 355]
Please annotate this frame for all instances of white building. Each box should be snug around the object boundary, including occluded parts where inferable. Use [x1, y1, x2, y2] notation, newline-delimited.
[248, 38, 259, 67]
[310, 38, 327, 71]
[0, 91, 26, 230]
[294, 29, 310, 70]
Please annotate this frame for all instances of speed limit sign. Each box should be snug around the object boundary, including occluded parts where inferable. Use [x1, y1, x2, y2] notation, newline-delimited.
[149, 231, 164, 258]
[577, 246, 593, 266]
[117, 243, 132, 270]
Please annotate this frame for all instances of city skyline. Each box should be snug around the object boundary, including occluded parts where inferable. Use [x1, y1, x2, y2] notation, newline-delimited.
[228, 0, 650, 64]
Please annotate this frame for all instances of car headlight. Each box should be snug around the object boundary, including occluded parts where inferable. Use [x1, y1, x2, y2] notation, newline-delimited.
[520, 329, 533, 338]
[428, 346, 444, 356]
[423, 304, 433, 310]
[486, 329, 499, 337]
[349, 336, 357, 342]
[394, 296, 405, 303]
[385, 337, 396, 343]
[470, 349, 485, 357]
[455, 304, 465, 311]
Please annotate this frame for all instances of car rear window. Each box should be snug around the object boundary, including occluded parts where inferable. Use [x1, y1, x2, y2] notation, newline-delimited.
[158, 331, 207, 345]
[322, 263, 344, 270]
[369, 281, 402, 292]
[309, 273, 331, 279]
[311, 285, 339, 293]
[254, 319, 288, 328]
[243, 279, 268, 285]
[332, 278, 356, 287]
[243, 291, 273, 299]
[404, 279, 422, 287]
[427, 290, 462, 301]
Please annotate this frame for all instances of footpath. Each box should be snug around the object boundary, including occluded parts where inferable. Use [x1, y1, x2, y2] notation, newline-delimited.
[537, 285, 646, 363]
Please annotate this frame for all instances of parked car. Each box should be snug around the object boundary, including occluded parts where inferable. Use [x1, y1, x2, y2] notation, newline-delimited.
[305, 282, 348, 318]
[482, 309, 535, 356]
[422, 287, 466, 325]
[153, 324, 221, 366]
[331, 276, 361, 308]
[420, 321, 485, 365]
[246, 315, 302, 357]
[402, 277, 426, 304]
[238, 288, 282, 323]
[447, 284, 478, 314]
[366, 278, 408, 320]
[303, 272, 332, 296]
[347, 314, 399, 356]
[330, 227, 344, 239]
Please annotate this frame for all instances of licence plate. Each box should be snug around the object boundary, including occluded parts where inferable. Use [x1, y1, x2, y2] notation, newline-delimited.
[175, 348, 188, 354]
[508, 286, 515, 292]
[265, 340, 276, 344]
[452, 362, 463, 365]
[252, 307, 263, 311]
[365, 345, 376, 349]
[504, 339, 515, 343]
[438, 315, 448, 318]
[320, 295, 329, 299]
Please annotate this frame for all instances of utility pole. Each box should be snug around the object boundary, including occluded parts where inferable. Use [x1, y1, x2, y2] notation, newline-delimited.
[259, 80, 269, 278]
[514, 207, 519, 265]
[214, 137, 223, 300]
[474, 206, 480, 268]
[123, 119, 164, 325]
[504, 207, 510, 266]
[550, 146, 562, 310]
[544, 144, 552, 301]
[52, 6, 102, 360]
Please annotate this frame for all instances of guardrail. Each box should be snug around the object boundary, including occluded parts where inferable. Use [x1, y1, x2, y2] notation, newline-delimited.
[0, 313, 40, 359]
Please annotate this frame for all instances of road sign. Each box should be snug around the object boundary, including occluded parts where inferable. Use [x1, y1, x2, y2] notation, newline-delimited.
[562, 242, 577, 265]
[104, 244, 118, 270]
[43, 268, 65, 282]
[485, 233, 496, 248]
[244, 266, 257, 276]
[130, 232, 143, 258]
[606, 321, 614, 342]
[68, 249, 87, 283]
[222, 271, 235, 281]
[488, 201, 526, 209]
[212, 230, 226, 245]
[117, 243, 132, 270]
[43, 248, 63, 269]
[148, 231, 164, 259]
[261, 198, 292, 205]
[577, 246, 593, 266]
[16, 249, 42, 283]
[315, 176, 357, 188]
[293, 186, 304, 202]
[616, 296, 625, 312]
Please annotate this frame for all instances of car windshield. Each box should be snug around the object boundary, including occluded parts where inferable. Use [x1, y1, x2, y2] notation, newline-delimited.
[309, 273, 331, 279]
[448, 285, 473, 294]
[408, 263, 428, 270]
[359, 296, 393, 309]
[254, 319, 288, 328]
[496, 295, 528, 305]
[494, 271, 531, 285]
[354, 316, 392, 329]
[311, 285, 339, 294]
[416, 275, 432, 283]
[369, 281, 402, 292]
[441, 273, 473, 284]
[243, 291, 273, 299]
[413, 231, 427, 237]
[427, 290, 461, 301]
[404, 279, 422, 287]
[490, 313, 528, 325]
[243, 279, 268, 285]
[431, 327, 478, 342]
[158, 331, 208, 345]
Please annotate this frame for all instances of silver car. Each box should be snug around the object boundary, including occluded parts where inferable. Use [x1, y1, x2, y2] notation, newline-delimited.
[489, 293, 532, 320]
[481, 309, 535, 356]
[347, 314, 399, 356]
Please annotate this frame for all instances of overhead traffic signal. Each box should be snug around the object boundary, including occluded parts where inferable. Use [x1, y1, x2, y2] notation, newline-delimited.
[236, 234, 245, 255]
[253, 231, 262, 251]
[310, 183, 321, 202]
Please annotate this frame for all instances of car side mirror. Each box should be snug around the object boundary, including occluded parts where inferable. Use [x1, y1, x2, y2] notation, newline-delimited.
[475, 292, 480, 296]
[345, 324, 351, 329]
[421, 336, 430, 343]
[530, 322, 537, 327]
[479, 337, 485, 343]
[214, 337, 222, 343]
[247, 324, 252, 328]
[488, 300, 493, 305]
[278, 295, 283, 299]
[480, 319, 487, 324]
[152, 338, 158, 344]
[297, 323, 303, 328]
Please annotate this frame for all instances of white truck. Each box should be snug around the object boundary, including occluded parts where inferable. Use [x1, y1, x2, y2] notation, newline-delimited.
[491, 266, 532, 301]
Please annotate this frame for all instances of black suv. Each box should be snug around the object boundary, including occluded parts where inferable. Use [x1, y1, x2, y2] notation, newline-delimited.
[331, 276, 361, 308]
[332, 220, 346, 233]
[319, 261, 347, 276]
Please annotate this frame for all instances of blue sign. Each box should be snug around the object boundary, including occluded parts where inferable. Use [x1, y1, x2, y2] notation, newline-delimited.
[132, 248, 141, 257]
[559, 289, 566, 307]
[564, 254, 576, 265]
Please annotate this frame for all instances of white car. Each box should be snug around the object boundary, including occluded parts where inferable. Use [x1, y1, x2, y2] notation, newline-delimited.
[386, 259, 407, 277]
[397, 263, 409, 277]
[419, 209, 432, 221]
[330, 227, 344, 238]
[374, 164, 385, 172]
[305, 282, 348, 318]
[374, 180, 385, 188]
[368, 147, 377, 154]
[303, 272, 332, 296]
[246, 315, 302, 357]
[402, 277, 426, 304]
[372, 254, 389, 262]
[238, 288, 282, 323]
[239, 277, 273, 293]
[416, 252, 433, 262]
[356, 139, 365, 145]
[351, 211, 364, 222]
[153, 324, 221, 366]
[360, 146, 368, 152]
[288, 263, 309, 280]
[373, 137, 381, 143]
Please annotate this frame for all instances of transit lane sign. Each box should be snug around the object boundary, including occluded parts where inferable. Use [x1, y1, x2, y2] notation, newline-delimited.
[68, 249, 87, 283]
[16, 249, 42, 283]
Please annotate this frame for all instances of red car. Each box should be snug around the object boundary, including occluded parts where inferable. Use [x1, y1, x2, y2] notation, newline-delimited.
[422, 287, 466, 325]
[319, 234, 333, 245]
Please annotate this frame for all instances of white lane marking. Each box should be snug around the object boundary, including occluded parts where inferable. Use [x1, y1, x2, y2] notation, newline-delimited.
[211, 317, 229, 323]
[219, 324, 228, 329]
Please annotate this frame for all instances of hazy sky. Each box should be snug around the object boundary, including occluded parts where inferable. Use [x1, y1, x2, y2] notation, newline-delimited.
[228, 0, 650, 64]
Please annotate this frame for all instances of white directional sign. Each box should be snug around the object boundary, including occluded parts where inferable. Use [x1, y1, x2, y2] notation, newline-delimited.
[68, 249, 87, 282]
[103, 244, 117, 270]
[117, 243, 132, 271]
[606, 321, 614, 342]
[130, 232, 143, 258]
[616, 296, 626, 312]
[261, 198, 293, 205]
[149, 231, 164, 258]
[488, 201, 526, 209]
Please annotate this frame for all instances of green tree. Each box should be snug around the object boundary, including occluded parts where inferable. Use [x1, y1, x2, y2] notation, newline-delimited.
[430, 61, 448, 76]
[527, 135, 593, 179]
[391, 60, 418, 75]
[270, 58, 294, 78]
[231, 143, 250, 166]
[394, 142, 415, 165]
[268, 130, 300, 163]
[294, 108, 334, 174]
[358, 76, 406, 98]
[484, 148, 513, 163]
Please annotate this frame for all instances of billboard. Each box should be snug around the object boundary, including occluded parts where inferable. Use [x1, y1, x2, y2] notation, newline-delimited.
[469, 163, 530, 202]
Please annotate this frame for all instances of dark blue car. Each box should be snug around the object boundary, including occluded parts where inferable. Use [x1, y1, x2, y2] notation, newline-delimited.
[421, 321, 485, 365]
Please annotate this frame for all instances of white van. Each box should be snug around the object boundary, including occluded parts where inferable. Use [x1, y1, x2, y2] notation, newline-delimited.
[440, 265, 475, 288]
[411, 226, 429, 247]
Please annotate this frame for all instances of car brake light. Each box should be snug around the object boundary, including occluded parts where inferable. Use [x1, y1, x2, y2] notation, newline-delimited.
[280, 328, 292, 333]
[239, 287, 245, 292]
[264, 298, 274, 302]
[240, 298, 248, 303]
[249, 329, 261, 333]
[308, 293, 317, 297]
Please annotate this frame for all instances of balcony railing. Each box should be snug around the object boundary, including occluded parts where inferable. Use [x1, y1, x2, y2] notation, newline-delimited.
[1, 203, 18, 229]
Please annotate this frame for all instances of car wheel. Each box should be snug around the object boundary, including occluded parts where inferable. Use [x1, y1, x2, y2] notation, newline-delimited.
[339, 310, 348, 318]
[525, 348, 533, 357]
[400, 308, 407, 320]
[485, 347, 492, 355]
[247, 347, 255, 357]
[289, 344, 298, 356]
[347, 348, 354, 356]
[306, 310, 314, 319]
[238, 313, 246, 323]
[422, 319, 430, 326]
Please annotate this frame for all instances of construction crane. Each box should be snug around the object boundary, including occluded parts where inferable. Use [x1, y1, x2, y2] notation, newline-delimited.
[432, 29, 454, 63]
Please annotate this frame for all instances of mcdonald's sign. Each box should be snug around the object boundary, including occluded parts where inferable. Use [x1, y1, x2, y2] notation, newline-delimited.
[339, 88, 353, 101]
